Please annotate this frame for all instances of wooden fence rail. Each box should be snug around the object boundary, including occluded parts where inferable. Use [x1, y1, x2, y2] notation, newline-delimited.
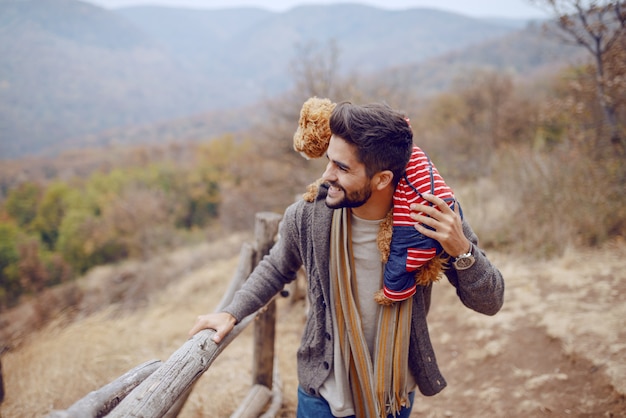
[47, 212, 284, 418]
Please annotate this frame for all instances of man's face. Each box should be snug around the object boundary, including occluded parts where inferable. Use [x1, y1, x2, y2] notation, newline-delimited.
[322, 135, 372, 209]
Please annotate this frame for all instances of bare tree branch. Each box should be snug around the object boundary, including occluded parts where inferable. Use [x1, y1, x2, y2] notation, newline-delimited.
[530, 0, 625, 147]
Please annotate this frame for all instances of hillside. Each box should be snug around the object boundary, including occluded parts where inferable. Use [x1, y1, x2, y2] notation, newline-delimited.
[0, 0, 224, 159]
[57, 22, 583, 159]
[1, 233, 624, 416]
[119, 5, 517, 91]
[1, 0, 538, 159]
[378, 22, 585, 97]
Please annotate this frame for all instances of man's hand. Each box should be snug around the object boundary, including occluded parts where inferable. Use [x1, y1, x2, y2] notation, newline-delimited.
[188, 312, 237, 344]
[410, 193, 470, 257]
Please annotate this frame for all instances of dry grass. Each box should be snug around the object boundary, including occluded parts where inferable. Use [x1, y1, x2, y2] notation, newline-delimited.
[1, 253, 266, 417]
[0, 232, 273, 418]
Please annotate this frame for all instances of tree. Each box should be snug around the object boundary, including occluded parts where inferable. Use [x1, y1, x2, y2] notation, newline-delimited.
[16, 238, 49, 294]
[531, 0, 626, 149]
[32, 182, 73, 250]
[0, 222, 21, 309]
[3, 182, 42, 229]
[57, 210, 96, 274]
[290, 39, 342, 99]
[413, 69, 529, 179]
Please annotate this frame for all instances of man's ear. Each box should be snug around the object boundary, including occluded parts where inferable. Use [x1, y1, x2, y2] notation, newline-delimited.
[374, 170, 394, 190]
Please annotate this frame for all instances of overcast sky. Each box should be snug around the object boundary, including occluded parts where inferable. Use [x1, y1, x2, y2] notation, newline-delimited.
[84, 0, 550, 19]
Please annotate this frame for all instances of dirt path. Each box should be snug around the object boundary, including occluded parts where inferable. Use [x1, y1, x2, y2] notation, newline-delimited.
[273, 244, 626, 417]
[409, 245, 625, 417]
[420, 251, 626, 417]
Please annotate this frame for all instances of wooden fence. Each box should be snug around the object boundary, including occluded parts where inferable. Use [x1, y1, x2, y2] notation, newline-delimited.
[47, 212, 285, 418]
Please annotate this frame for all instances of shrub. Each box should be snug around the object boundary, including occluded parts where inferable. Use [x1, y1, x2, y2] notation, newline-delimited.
[0, 222, 20, 308]
[492, 143, 625, 257]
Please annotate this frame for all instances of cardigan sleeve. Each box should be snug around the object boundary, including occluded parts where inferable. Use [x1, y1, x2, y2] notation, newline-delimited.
[444, 220, 505, 316]
[223, 201, 304, 322]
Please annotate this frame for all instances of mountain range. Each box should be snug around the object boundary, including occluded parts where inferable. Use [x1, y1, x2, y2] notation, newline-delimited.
[0, 0, 578, 159]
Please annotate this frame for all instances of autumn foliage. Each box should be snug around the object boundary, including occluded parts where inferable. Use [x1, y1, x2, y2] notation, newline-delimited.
[1, 22, 625, 312]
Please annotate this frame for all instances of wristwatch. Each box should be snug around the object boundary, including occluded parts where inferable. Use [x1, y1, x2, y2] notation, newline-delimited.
[453, 247, 475, 270]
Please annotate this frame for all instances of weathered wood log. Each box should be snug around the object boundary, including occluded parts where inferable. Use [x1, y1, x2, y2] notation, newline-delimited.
[259, 361, 283, 418]
[46, 359, 162, 418]
[145, 241, 258, 418]
[107, 314, 256, 417]
[220, 212, 281, 315]
[231, 362, 283, 418]
[161, 386, 193, 418]
[217, 242, 255, 311]
[230, 384, 272, 418]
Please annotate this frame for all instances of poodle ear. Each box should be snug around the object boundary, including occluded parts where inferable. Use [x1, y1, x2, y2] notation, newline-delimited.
[293, 97, 336, 159]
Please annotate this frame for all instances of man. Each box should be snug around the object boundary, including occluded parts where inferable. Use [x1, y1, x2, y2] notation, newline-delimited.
[189, 102, 505, 418]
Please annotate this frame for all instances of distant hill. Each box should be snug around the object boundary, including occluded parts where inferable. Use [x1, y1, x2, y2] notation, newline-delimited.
[376, 22, 585, 98]
[119, 4, 517, 94]
[0, 0, 566, 160]
[0, 0, 219, 158]
[85, 26, 582, 155]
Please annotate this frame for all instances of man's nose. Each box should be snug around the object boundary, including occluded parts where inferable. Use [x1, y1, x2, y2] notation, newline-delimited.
[321, 162, 336, 183]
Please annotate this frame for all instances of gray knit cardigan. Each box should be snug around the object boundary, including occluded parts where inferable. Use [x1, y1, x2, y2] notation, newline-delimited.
[223, 184, 505, 398]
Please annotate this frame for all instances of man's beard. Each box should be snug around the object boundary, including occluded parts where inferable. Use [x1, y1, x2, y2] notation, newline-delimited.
[325, 181, 372, 209]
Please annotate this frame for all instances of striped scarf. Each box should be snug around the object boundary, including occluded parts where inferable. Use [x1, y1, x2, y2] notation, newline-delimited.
[330, 208, 413, 418]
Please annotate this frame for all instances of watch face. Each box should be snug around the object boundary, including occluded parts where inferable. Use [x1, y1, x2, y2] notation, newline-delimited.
[456, 258, 472, 268]
[455, 255, 475, 269]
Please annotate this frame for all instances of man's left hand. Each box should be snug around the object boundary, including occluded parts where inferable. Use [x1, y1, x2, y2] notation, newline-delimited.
[410, 193, 470, 257]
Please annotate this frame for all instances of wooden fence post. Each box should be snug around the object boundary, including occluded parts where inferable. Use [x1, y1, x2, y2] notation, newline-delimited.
[251, 212, 282, 391]
[253, 301, 276, 388]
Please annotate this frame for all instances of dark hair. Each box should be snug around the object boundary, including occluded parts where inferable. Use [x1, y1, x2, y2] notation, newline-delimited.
[329, 101, 413, 185]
